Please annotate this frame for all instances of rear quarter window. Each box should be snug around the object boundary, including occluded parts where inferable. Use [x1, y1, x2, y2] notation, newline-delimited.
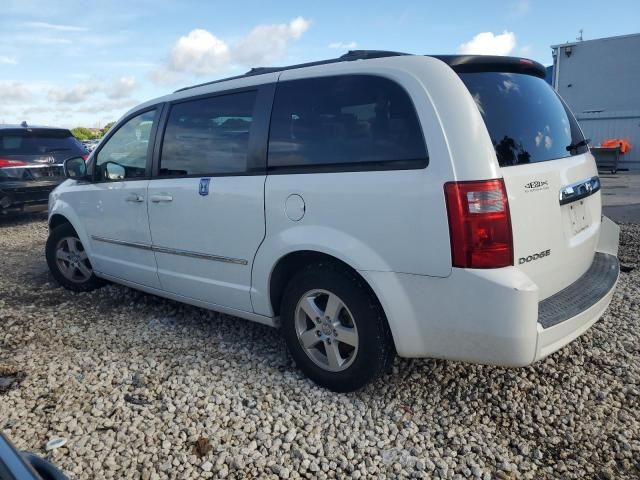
[268, 75, 428, 172]
[459, 72, 587, 166]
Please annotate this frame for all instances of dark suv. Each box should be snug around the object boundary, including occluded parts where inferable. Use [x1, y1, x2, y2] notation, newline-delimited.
[0, 123, 87, 214]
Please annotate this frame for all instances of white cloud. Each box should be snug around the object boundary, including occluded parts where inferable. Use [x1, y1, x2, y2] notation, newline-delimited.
[22, 21, 88, 32]
[48, 77, 138, 104]
[75, 98, 139, 114]
[328, 41, 358, 49]
[0, 81, 32, 104]
[48, 83, 98, 103]
[232, 16, 310, 65]
[147, 68, 181, 87]
[458, 31, 517, 56]
[106, 77, 137, 99]
[152, 16, 311, 84]
[168, 29, 230, 75]
[0, 56, 17, 65]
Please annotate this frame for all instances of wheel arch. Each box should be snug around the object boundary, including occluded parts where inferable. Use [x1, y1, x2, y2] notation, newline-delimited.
[46, 206, 93, 259]
[49, 213, 73, 231]
[268, 250, 397, 349]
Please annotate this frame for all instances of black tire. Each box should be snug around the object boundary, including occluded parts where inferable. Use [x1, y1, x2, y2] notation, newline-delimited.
[281, 262, 395, 392]
[45, 223, 103, 292]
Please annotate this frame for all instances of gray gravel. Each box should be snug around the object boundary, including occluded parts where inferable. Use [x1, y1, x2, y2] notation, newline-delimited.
[1, 213, 639, 479]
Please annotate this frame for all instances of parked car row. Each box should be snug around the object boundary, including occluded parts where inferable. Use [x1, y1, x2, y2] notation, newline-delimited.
[0, 123, 88, 215]
[81, 139, 101, 152]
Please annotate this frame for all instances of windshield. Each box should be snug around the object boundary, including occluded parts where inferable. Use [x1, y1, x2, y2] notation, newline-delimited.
[459, 72, 587, 167]
[0, 129, 86, 157]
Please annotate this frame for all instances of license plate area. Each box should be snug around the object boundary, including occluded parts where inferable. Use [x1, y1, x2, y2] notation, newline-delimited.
[568, 199, 589, 235]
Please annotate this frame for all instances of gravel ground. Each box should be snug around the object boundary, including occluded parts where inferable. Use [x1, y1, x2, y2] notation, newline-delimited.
[0, 214, 639, 479]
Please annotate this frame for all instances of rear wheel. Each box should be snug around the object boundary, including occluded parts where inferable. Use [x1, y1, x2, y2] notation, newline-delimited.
[281, 262, 394, 392]
[45, 223, 102, 292]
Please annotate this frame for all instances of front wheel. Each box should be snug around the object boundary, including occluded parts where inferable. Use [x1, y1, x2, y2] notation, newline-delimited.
[45, 223, 102, 292]
[281, 263, 394, 392]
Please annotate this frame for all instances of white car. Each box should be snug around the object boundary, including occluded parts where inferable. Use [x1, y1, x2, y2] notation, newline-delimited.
[47, 51, 620, 391]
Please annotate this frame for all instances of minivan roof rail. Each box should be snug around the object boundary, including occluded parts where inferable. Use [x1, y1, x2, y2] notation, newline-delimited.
[173, 51, 545, 93]
[174, 50, 408, 93]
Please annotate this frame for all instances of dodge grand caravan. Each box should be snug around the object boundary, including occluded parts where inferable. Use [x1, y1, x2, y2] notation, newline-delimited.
[46, 51, 620, 392]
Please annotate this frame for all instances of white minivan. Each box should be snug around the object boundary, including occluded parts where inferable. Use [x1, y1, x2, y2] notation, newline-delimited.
[47, 51, 620, 391]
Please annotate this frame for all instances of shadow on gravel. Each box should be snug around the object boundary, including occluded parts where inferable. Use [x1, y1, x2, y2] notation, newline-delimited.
[0, 211, 48, 227]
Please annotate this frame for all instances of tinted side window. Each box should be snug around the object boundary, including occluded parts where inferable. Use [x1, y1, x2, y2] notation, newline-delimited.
[268, 75, 428, 170]
[459, 72, 587, 166]
[160, 91, 257, 176]
[95, 110, 156, 181]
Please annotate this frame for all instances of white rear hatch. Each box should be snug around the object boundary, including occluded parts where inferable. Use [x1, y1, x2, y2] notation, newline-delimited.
[458, 70, 601, 299]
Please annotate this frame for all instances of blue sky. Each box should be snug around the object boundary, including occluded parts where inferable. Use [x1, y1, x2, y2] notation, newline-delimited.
[1, 0, 638, 128]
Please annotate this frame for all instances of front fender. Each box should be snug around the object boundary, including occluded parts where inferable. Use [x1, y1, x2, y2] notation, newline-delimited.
[48, 191, 93, 259]
[251, 224, 393, 317]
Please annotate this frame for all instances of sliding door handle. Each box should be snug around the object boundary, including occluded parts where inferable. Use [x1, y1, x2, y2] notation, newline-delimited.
[125, 194, 144, 203]
[150, 194, 173, 203]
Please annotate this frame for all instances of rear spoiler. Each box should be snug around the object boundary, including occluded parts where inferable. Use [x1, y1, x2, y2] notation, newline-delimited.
[430, 55, 547, 79]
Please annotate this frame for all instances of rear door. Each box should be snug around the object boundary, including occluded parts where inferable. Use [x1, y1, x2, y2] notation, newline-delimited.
[459, 71, 600, 299]
[147, 85, 273, 312]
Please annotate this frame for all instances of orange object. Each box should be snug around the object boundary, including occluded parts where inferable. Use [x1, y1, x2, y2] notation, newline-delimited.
[601, 138, 632, 154]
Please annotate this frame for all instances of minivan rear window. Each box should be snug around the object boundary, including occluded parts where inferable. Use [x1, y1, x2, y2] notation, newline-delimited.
[268, 75, 428, 171]
[459, 72, 587, 166]
[0, 129, 86, 156]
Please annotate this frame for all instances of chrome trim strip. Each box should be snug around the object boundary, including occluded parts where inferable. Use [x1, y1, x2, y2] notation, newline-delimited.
[91, 236, 151, 251]
[559, 176, 600, 206]
[91, 236, 248, 265]
[152, 245, 248, 265]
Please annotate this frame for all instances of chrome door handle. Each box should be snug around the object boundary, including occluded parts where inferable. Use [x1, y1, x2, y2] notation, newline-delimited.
[126, 194, 144, 203]
[150, 194, 173, 203]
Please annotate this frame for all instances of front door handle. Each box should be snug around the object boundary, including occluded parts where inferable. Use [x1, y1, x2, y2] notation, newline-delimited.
[150, 194, 173, 203]
[126, 194, 144, 203]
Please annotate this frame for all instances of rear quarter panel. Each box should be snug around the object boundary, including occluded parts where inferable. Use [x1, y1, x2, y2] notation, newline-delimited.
[252, 56, 475, 316]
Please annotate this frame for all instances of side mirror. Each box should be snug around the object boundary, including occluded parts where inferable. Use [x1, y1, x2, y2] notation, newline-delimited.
[105, 162, 126, 181]
[63, 157, 88, 179]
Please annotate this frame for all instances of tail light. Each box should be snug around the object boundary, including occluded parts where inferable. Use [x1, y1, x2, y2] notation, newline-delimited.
[444, 179, 513, 268]
[0, 159, 28, 168]
[82, 155, 89, 161]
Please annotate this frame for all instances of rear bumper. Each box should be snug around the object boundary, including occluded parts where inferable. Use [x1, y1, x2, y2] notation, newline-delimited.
[0, 180, 61, 213]
[535, 250, 619, 360]
[360, 216, 620, 365]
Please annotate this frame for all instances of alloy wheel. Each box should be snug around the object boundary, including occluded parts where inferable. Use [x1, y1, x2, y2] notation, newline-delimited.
[294, 289, 359, 372]
[55, 236, 92, 283]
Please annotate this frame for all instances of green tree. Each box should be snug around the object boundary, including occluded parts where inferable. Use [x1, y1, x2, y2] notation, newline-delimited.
[71, 127, 95, 141]
[101, 122, 115, 136]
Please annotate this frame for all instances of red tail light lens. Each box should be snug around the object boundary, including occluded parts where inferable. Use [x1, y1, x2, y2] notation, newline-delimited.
[444, 179, 513, 268]
[0, 158, 28, 168]
[82, 155, 89, 161]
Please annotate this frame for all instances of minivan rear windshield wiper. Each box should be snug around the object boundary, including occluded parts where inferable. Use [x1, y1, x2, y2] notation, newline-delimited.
[566, 138, 590, 151]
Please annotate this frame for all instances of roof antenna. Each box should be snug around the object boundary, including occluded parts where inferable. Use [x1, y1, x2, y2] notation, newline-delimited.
[21, 120, 28, 127]
[577, 29, 583, 41]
